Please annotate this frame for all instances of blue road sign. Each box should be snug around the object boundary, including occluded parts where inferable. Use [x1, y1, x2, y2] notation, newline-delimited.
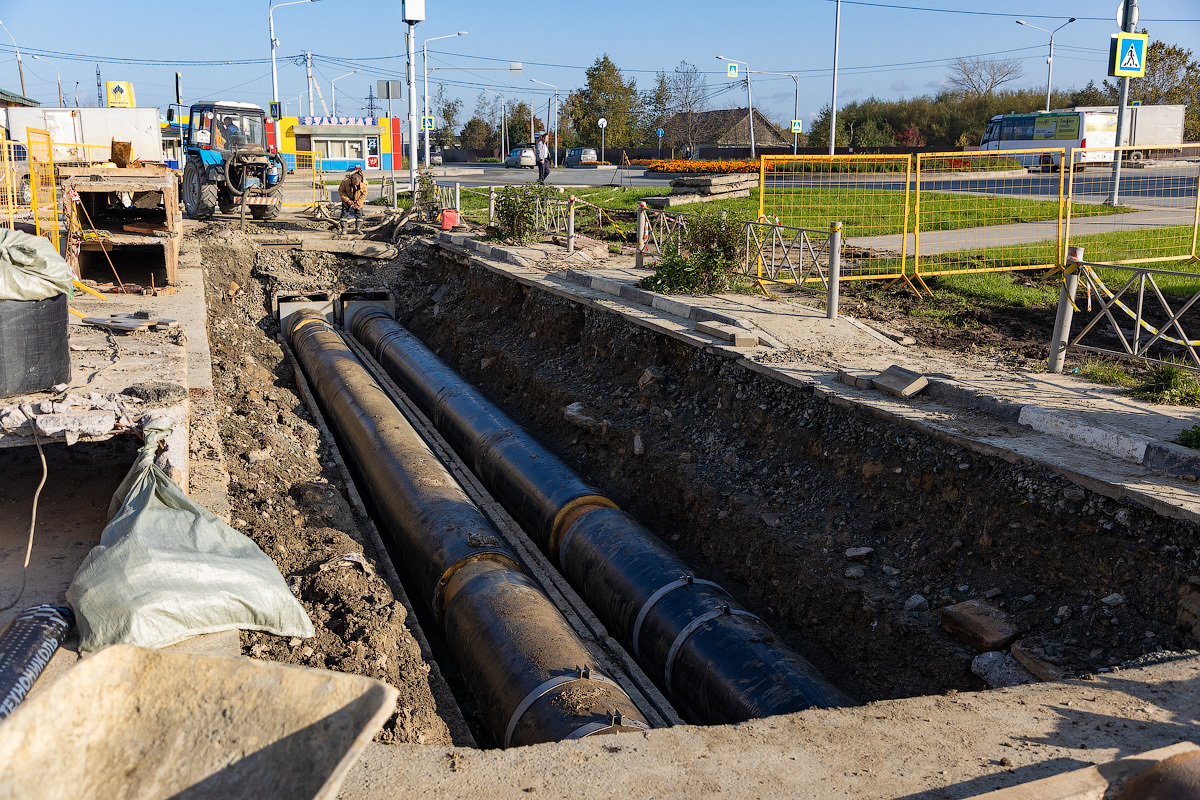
[421, 115, 436, 131]
[727, 63, 738, 79]
[1110, 32, 1148, 78]
[656, 128, 664, 138]
[791, 119, 803, 134]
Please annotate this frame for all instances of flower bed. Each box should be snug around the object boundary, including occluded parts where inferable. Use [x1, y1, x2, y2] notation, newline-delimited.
[646, 159, 759, 174]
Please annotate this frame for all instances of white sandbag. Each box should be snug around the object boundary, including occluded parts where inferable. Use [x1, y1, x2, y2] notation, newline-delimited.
[0, 228, 74, 302]
[67, 417, 314, 651]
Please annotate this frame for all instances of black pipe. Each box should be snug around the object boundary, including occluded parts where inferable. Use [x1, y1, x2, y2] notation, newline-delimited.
[286, 309, 648, 747]
[0, 605, 74, 720]
[349, 308, 852, 724]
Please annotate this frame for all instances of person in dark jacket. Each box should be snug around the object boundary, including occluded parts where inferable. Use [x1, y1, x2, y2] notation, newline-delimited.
[338, 165, 368, 233]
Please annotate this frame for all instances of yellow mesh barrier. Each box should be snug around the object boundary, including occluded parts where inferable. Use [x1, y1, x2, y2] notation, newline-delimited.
[0, 139, 26, 230]
[1065, 144, 1200, 266]
[282, 150, 325, 208]
[759, 154, 912, 285]
[51, 141, 114, 167]
[913, 149, 1066, 283]
[26, 128, 59, 251]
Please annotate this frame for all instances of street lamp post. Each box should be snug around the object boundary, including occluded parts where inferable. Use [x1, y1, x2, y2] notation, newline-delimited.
[716, 57, 755, 158]
[30, 55, 62, 107]
[270, 0, 318, 150]
[422, 31, 467, 168]
[1016, 17, 1077, 112]
[330, 69, 360, 117]
[830, 0, 842, 156]
[530, 79, 559, 168]
[0, 19, 26, 98]
[721, 60, 800, 156]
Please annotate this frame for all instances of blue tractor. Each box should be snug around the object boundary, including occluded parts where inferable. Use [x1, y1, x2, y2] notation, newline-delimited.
[176, 101, 285, 221]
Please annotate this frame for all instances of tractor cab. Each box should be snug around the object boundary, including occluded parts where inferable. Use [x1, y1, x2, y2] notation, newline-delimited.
[177, 100, 284, 221]
[187, 103, 268, 155]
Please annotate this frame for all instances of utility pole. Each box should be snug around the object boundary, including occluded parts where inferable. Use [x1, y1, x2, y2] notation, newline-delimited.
[366, 86, 377, 117]
[830, 0, 842, 156]
[745, 78, 756, 159]
[305, 51, 314, 116]
[406, 24, 419, 192]
[1108, 0, 1138, 205]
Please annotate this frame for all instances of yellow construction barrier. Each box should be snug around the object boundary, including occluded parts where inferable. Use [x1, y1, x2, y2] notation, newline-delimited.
[912, 149, 1066, 287]
[758, 154, 912, 285]
[282, 150, 325, 208]
[1065, 144, 1200, 265]
[26, 128, 59, 251]
[0, 139, 26, 230]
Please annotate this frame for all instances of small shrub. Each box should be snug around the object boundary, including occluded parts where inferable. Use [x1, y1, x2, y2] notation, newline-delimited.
[478, 157, 500, 163]
[1129, 362, 1200, 405]
[639, 208, 745, 294]
[494, 184, 555, 243]
[417, 169, 438, 217]
[1176, 424, 1200, 449]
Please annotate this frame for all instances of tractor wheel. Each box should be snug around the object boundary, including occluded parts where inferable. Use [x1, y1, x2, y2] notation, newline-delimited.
[182, 161, 217, 219]
[250, 188, 282, 221]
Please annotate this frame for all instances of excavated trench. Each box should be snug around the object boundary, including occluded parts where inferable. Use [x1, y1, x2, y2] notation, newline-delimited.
[202, 224, 1200, 750]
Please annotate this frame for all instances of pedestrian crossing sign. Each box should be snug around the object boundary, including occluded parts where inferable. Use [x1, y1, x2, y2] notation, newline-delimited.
[1109, 32, 1148, 78]
[421, 115, 436, 131]
[726, 63, 738, 79]
[791, 119, 803, 134]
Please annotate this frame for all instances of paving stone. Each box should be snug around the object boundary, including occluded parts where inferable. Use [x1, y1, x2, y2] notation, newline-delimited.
[872, 365, 929, 399]
[940, 599, 1021, 651]
[836, 368, 875, 391]
[650, 295, 694, 319]
[695, 320, 735, 341]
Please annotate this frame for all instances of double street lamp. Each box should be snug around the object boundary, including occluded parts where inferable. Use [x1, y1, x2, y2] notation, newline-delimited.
[718, 56, 800, 156]
[715, 56, 756, 158]
[1016, 17, 1076, 113]
[270, 0, 319, 149]
[423, 31, 467, 168]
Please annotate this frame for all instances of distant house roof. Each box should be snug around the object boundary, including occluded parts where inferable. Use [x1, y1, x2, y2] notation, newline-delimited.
[668, 107, 788, 147]
[0, 88, 39, 108]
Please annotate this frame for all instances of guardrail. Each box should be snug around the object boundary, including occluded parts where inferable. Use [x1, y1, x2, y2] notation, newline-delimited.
[1049, 246, 1200, 373]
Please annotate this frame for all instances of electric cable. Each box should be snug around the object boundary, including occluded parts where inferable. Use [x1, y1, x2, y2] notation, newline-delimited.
[0, 410, 47, 613]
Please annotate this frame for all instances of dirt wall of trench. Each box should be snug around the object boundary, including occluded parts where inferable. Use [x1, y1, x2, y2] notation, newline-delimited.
[388, 242, 1200, 701]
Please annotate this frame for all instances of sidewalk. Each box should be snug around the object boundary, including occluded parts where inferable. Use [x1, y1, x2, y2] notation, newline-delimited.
[431, 230, 1200, 525]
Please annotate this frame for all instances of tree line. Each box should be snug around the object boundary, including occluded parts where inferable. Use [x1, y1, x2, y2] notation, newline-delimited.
[430, 34, 1198, 154]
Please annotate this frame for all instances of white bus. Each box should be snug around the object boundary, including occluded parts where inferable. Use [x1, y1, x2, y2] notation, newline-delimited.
[979, 110, 1118, 168]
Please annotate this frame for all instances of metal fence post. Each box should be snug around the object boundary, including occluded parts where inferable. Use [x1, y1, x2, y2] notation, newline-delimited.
[1048, 245, 1083, 374]
[635, 202, 647, 269]
[827, 221, 842, 319]
[567, 196, 576, 254]
[488, 186, 495, 226]
[454, 182, 461, 212]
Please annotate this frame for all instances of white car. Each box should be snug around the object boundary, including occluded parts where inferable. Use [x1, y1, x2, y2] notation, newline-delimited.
[504, 146, 536, 169]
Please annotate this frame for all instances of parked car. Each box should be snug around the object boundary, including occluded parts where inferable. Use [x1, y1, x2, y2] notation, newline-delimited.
[564, 147, 599, 167]
[430, 150, 443, 166]
[504, 146, 536, 169]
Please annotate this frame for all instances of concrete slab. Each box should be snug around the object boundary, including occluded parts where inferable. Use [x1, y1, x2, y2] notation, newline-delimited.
[874, 364, 930, 399]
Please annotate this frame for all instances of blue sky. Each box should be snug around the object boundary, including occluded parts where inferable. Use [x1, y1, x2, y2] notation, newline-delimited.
[0, 1, 1197, 127]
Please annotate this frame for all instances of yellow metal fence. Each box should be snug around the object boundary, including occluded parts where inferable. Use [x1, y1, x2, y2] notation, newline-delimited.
[282, 150, 325, 208]
[1064, 145, 1200, 265]
[758, 145, 1200, 292]
[26, 128, 59, 252]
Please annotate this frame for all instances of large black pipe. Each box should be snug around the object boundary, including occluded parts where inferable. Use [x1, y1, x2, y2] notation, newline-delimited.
[350, 308, 852, 725]
[286, 309, 648, 747]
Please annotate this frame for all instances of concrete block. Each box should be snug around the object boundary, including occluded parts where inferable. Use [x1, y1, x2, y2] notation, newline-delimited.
[591, 277, 624, 297]
[618, 284, 654, 306]
[872, 365, 929, 399]
[940, 599, 1021, 651]
[836, 368, 875, 391]
[694, 320, 735, 341]
[558, 270, 592, 288]
[1143, 440, 1200, 478]
[925, 379, 1024, 423]
[731, 331, 759, 348]
[650, 294, 694, 319]
[447, 234, 467, 247]
[473, 243, 493, 258]
[1017, 406, 1152, 464]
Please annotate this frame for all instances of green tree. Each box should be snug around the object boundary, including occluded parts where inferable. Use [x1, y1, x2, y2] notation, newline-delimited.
[641, 70, 672, 145]
[505, 101, 543, 148]
[460, 117, 494, 150]
[432, 83, 463, 148]
[565, 55, 640, 149]
[1069, 80, 1115, 107]
[665, 61, 710, 151]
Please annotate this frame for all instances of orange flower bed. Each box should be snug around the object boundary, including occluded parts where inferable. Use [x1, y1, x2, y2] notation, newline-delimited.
[646, 159, 764, 174]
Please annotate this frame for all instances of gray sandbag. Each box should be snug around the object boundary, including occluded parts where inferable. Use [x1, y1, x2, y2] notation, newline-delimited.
[0, 228, 73, 302]
[67, 417, 314, 651]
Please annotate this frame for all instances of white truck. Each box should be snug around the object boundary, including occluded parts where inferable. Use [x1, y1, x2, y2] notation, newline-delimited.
[0, 107, 165, 163]
[1066, 104, 1186, 159]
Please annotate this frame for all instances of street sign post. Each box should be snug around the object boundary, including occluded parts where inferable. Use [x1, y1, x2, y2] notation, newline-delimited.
[656, 127, 664, 158]
[726, 63, 738, 78]
[269, 102, 282, 120]
[377, 80, 403, 206]
[1109, 31, 1148, 78]
[421, 116, 436, 131]
[791, 120, 803, 134]
[598, 117, 607, 164]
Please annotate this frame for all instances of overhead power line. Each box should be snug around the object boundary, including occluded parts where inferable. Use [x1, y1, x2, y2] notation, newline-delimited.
[815, 0, 1200, 23]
